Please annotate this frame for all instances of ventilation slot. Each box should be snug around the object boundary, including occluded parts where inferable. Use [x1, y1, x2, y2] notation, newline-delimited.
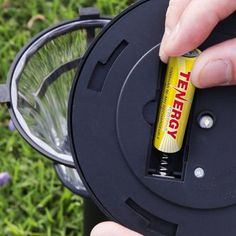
[126, 198, 178, 236]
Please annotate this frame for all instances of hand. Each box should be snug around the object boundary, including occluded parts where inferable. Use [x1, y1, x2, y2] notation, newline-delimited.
[159, 0, 236, 88]
[90, 222, 143, 236]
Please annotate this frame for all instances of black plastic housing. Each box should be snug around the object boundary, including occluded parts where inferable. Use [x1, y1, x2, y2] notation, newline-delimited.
[69, 0, 236, 235]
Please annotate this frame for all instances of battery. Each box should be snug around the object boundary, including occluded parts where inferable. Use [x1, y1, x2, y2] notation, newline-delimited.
[153, 49, 201, 153]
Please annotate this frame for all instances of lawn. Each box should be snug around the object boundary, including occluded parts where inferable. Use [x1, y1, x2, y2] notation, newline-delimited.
[0, 0, 132, 235]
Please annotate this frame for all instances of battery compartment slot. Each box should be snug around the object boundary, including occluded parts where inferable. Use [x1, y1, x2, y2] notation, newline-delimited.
[146, 61, 190, 181]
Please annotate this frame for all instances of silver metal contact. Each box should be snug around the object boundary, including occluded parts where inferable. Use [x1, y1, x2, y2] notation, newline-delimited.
[194, 167, 205, 178]
[199, 115, 214, 129]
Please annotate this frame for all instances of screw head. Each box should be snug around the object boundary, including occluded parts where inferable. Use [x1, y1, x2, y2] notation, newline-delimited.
[199, 115, 214, 129]
[194, 167, 205, 178]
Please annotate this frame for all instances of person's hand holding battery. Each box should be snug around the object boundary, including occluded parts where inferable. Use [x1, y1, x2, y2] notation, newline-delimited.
[90, 1, 236, 235]
[160, 0, 236, 88]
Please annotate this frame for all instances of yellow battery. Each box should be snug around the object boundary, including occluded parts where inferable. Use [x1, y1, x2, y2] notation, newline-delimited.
[153, 49, 201, 153]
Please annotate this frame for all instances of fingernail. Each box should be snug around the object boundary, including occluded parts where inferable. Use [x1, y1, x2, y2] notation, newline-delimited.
[194, 59, 233, 88]
[159, 27, 171, 63]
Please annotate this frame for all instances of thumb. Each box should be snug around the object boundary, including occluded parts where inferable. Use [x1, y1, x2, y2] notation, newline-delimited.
[191, 38, 236, 88]
[90, 222, 143, 236]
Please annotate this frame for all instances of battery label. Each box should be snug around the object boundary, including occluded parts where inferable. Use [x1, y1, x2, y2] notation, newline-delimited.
[153, 49, 201, 153]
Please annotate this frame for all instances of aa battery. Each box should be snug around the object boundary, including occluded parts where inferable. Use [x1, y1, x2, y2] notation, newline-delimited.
[153, 49, 201, 153]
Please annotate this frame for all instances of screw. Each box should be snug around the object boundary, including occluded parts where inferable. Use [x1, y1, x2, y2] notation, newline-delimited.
[194, 167, 205, 178]
[199, 115, 214, 129]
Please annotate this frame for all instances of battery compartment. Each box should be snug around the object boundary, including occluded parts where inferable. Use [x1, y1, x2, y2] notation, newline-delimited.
[146, 61, 190, 181]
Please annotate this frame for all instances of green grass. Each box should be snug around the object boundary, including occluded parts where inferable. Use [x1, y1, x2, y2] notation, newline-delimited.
[0, 0, 133, 235]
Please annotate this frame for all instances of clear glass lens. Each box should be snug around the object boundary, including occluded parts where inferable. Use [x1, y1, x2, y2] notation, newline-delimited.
[10, 20, 110, 164]
[17, 28, 86, 161]
[56, 164, 87, 193]
[19, 69, 77, 155]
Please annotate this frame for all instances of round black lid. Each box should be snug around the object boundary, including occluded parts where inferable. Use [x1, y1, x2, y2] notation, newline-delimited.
[69, 0, 236, 235]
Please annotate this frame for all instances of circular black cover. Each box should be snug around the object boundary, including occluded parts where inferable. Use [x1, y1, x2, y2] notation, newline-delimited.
[69, 0, 236, 235]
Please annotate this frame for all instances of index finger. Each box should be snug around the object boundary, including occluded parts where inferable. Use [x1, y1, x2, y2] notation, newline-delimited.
[163, 0, 236, 57]
[160, 0, 191, 62]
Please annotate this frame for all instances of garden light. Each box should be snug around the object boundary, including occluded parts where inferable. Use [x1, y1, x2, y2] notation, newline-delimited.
[2, 1, 236, 235]
[68, 1, 236, 235]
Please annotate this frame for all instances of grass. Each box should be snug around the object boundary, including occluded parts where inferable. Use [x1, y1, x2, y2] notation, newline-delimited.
[0, 0, 133, 235]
